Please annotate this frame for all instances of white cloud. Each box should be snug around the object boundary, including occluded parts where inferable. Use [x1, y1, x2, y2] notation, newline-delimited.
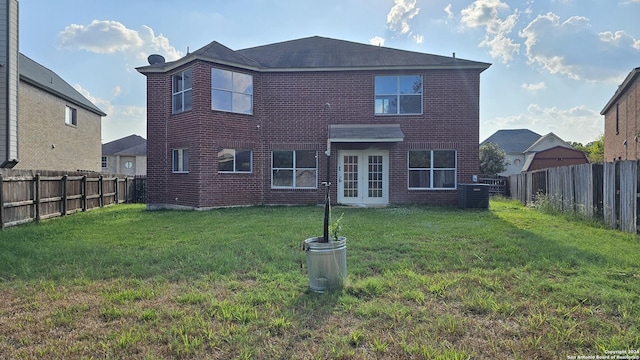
[460, 0, 520, 63]
[413, 34, 424, 44]
[519, 13, 640, 82]
[113, 85, 121, 97]
[57, 20, 182, 62]
[58, 20, 143, 54]
[369, 36, 386, 47]
[484, 104, 602, 143]
[521, 81, 546, 91]
[387, 0, 420, 35]
[73, 84, 114, 115]
[73, 84, 146, 143]
[444, 4, 454, 19]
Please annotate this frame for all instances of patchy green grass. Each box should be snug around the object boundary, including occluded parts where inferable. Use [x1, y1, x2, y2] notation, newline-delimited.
[0, 199, 639, 359]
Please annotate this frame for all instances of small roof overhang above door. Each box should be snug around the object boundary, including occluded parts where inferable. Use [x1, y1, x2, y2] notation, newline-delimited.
[328, 124, 404, 143]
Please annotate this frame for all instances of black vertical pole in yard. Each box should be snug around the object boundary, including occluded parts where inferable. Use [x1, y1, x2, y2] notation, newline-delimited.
[322, 105, 332, 243]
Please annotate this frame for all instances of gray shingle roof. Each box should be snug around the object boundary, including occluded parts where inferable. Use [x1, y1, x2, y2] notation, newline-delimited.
[138, 36, 491, 73]
[236, 36, 488, 69]
[102, 135, 146, 156]
[19, 53, 107, 116]
[480, 129, 542, 154]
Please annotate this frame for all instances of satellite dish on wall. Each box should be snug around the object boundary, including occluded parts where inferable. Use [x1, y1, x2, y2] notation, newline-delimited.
[147, 54, 165, 65]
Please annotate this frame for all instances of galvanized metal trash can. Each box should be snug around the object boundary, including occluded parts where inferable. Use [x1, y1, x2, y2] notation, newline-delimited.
[303, 237, 347, 293]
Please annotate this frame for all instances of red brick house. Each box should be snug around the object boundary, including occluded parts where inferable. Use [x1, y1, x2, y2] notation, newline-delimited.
[137, 36, 490, 209]
[601, 67, 640, 162]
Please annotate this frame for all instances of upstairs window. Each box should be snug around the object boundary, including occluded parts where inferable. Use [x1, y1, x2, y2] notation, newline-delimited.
[172, 148, 189, 173]
[408, 150, 456, 189]
[211, 68, 253, 115]
[375, 75, 423, 115]
[172, 69, 192, 113]
[65, 106, 77, 126]
[218, 148, 252, 173]
[101, 156, 107, 168]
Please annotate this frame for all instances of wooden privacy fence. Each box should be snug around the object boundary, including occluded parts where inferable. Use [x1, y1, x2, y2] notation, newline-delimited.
[0, 170, 146, 228]
[478, 175, 508, 196]
[509, 161, 640, 233]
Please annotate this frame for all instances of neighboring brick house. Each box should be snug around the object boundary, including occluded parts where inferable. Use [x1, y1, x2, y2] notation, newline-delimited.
[102, 134, 147, 176]
[137, 36, 491, 209]
[601, 67, 640, 162]
[481, 130, 587, 175]
[16, 53, 106, 172]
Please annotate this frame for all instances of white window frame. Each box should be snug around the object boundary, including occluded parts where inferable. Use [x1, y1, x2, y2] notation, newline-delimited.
[172, 148, 189, 173]
[374, 75, 423, 115]
[101, 156, 107, 168]
[65, 106, 77, 126]
[271, 150, 318, 189]
[408, 150, 457, 190]
[218, 148, 253, 173]
[211, 68, 253, 115]
[172, 69, 192, 114]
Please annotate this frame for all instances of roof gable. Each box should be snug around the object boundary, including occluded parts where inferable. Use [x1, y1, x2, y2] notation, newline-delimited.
[102, 135, 147, 156]
[19, 53, 107, 116]
[480, 129, 541, 154]
[524, 132, 571, 153]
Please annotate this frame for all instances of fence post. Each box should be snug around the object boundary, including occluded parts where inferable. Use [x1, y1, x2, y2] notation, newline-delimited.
[114, 177, 119, 204]
[99, 175, 104, 207]
[35, 173, 41, 222]
[0, 174, 4, 229]
[62, 175, 68, 216]
[82, 175, 87, 211]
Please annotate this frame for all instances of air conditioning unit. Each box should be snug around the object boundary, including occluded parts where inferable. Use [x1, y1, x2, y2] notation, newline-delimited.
[458, 184, 489, 209]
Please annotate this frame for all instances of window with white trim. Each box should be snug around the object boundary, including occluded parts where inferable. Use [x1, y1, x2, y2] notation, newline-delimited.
[408, 150, 456, 189]
[101, 156, 107, 168]
[65, 106, 77, 126]
[211, 68, 253, 114]
[218, 148, 252, 173]
[272, 150, 317, 188]
[375, 75, 423, 115]
[172, 69, 192, 113]
[172, 148, 189, 173]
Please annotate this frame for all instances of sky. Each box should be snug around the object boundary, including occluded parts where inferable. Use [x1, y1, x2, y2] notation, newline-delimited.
[18, 0, 640, 145]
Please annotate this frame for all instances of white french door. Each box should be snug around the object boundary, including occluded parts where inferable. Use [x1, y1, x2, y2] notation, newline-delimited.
[337, 150, 389, 206]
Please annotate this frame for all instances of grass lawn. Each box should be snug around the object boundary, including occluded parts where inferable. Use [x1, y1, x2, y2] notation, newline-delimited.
[0, 198, 639, 359]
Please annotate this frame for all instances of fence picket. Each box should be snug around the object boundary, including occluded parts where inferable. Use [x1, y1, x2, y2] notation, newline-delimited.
[0, 170, 146, 229]
[511, 161, 639, 234]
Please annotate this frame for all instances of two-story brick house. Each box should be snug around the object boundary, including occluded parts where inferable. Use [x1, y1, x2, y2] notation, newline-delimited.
[602, 67, 640, 162]
[137, 36, 490, 209]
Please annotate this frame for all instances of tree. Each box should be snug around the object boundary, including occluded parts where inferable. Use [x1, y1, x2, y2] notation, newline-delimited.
[585, 134, 604, 163]
[567, 135, 604, 163]
[479, 142, 507, 175]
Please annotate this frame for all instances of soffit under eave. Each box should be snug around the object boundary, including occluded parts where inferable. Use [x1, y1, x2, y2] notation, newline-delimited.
[136, 55, 491, 75]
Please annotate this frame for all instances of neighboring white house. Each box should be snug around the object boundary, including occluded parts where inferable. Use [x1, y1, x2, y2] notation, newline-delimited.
[101, 135, 146, 176]
[481, 130, 577, 176]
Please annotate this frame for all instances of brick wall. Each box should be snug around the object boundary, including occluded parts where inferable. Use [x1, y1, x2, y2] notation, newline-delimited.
[16, 82, 102, 172]
[604, 76, 640, 162]
[145, 61, 483, 208]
